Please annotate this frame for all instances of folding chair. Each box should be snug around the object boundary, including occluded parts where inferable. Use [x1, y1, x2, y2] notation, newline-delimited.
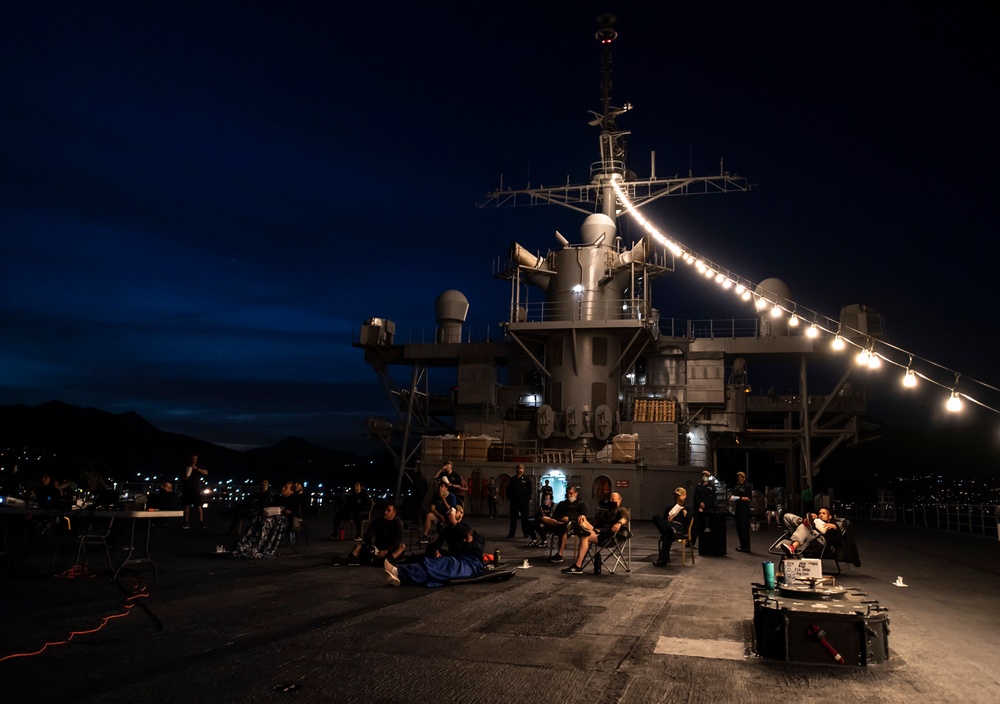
[73, 514, 115, 572]
[658, 520, 695, 566]
[581, 529, 632, 574]
[357, 500, 375, 541]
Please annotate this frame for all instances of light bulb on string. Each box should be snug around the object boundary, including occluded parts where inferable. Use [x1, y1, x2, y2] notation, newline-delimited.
[902, 357, 917, 388]
[856, 348, 870, 365]
[946, 391, 963, 413]
[614, 185, 989, 423]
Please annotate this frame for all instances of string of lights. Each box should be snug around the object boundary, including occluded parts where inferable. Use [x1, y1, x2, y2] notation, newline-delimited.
[610, 176, 1000, 417]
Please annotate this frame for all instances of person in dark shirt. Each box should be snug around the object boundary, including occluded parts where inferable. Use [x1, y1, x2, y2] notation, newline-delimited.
[427, 503, 484, 557]
[35, 473, 64, 506]
[421, 481, 458, 543]
[527, 494, 555, 547]
[336, 503, 406, 566]
[731, 471, 753, 553]
[383, 524, 484, 587]
[561, 492, 631, 574]
[540, 485, 588, 562]
[330, 482, 370, 540]
[149, 480, 181, 511]
[506, 464, 533, 539]
[652, 487, 690, 566]
[181, 455, 208, 529]
[692, 470, 716, 548]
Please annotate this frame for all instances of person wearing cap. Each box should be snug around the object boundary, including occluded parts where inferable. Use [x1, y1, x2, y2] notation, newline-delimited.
[732, 471, 753, 553]
[652, 487, 690, 566]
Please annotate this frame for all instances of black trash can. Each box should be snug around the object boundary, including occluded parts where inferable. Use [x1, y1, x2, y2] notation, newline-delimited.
[698, 512, 727, 556]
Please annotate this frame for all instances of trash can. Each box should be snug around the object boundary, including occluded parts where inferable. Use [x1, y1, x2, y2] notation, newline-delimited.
[699, 512, 727, 556]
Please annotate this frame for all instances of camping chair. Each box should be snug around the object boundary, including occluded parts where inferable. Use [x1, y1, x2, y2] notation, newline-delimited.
[580, 528, 632, 574]
[767, 522, 843, 575]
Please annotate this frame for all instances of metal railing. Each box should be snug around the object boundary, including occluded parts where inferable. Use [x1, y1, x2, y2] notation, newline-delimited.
[838, 502, 1000, 538]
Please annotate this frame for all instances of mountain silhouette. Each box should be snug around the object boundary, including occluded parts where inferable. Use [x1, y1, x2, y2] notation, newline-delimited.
[0, 401, 389, 487]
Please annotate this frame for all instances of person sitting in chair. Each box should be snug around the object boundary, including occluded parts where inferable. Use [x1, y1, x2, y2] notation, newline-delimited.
[780, 506, 840, 556]
[540, 485, 588, 563]
[561, 492, 630, 574]
[652, 487, 690, 566]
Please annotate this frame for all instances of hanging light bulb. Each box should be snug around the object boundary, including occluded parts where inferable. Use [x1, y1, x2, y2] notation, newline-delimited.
[831, 335, 845, 351]
[722, 279, 733, 289]
[695, 260, 706, 273]
[735, 283, 746, 295]
[755, 296, 768, 311]
[741, 290, 752, 301]
[806, 323, 819, 338]
[770, 304, 782, 318]
[902, 360, 917, 388]
[867, 352, 881, 369]
[789, 312, 800, 327]
[856, 348, 870, 365]
[946, 391, 963, 412]
[715, 273, 725, 283]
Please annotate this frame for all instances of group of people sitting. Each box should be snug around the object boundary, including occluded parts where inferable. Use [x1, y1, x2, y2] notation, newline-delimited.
[333, 467, 488, 588]
[230, 480, 307, 559]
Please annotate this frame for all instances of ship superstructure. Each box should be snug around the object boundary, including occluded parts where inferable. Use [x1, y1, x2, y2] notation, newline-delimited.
[357, 15, 877, 517]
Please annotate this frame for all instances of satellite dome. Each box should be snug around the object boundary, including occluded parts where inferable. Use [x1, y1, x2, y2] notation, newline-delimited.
[579, 213, 616, 246]
[435, 290, 469, 343]
[435, 290, 469, 323]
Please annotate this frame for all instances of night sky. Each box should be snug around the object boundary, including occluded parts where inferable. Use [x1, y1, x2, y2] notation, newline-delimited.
[2, 2, 998, 453]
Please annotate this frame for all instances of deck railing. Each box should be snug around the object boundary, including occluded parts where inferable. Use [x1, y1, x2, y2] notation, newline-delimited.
[838, 502, 1000, 539]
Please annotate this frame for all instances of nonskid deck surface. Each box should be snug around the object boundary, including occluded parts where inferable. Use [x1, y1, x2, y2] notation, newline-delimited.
[2, 514, 998, 703]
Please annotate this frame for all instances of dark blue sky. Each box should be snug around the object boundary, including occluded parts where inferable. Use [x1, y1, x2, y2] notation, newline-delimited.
[2, 2, 998, 452]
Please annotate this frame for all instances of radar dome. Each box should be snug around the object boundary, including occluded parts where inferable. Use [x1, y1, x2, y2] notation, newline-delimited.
[579, 213, 616, 246]
[435, 290, 469, 343]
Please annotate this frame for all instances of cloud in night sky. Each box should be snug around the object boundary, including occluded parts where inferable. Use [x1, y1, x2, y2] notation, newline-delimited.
[2, 2, 999, 452]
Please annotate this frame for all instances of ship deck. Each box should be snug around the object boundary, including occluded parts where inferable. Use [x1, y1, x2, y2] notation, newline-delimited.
[2, 511, 998, 703]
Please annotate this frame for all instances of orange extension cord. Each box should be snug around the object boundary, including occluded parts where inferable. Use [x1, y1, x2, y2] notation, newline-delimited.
[0, 563, 150, 662]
